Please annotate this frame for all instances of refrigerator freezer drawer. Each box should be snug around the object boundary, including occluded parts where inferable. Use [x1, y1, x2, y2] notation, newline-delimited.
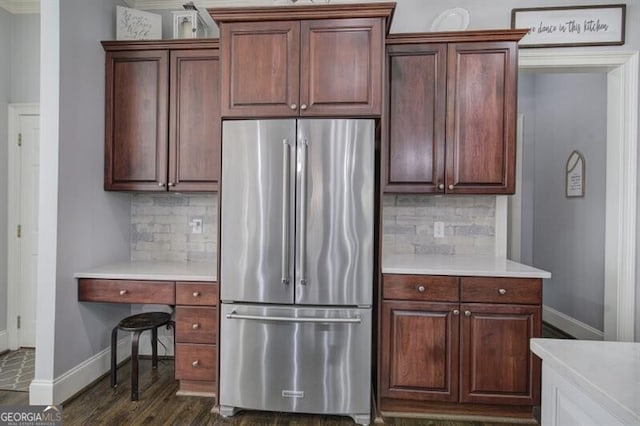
[220, 303, 371, 422]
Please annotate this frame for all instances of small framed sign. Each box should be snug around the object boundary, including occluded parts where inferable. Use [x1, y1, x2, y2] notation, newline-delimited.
[116, 6, 162, 40]
[566, 150, 585, 198]
[511, 4, 626, 48]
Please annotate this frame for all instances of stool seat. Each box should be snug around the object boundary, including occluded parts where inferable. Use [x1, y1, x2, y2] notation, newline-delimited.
[118, 312, 172, 332]
[111, 311, 174, 401]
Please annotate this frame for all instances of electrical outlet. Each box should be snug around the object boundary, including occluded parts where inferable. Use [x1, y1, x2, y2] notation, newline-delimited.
[434, 221, 445, 238]
[189, 217, 203, 234]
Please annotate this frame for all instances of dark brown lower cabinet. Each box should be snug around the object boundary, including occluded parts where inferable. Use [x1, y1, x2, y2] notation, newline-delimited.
[380, 301, 459, 402]
[460, 303, 541, 406]
[379, 275, 542, 418]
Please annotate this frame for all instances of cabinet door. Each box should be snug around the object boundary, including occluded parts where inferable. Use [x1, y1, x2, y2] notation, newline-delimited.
[380, 301, 459, 402]
[220, 21, 299, 117]
[105, 50, 168, 191]
[383, 44, 446, 193]
[445, 42, 517, 194]
[460, 303, 541, 405]
[300, 18, 383, 116]
[169, 49, 220, 191]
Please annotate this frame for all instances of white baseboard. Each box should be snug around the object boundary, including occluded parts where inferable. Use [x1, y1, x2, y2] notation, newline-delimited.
[0, 330, 7, 352]
[30, 338, 131, 405]
[543, 305, 604, 341]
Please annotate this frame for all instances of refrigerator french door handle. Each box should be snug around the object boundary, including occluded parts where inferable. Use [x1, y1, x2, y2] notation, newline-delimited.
[281, 139, 290, 285]
[298, 139, 308, 286]
[226, 311, 361, 324]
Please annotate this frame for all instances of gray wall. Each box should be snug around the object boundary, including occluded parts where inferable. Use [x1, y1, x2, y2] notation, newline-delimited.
[11, 14, 40, 103]
[54, 0, 131, 376]
[520, 73, 607, 331]
[0, 8, 11, 332]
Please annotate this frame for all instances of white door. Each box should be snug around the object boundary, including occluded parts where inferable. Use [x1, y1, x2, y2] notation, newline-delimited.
[18, 114, 40, 347]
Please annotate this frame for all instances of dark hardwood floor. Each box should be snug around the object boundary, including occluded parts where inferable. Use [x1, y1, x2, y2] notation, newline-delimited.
[0, 358, 523, 425]
[0, 323, 570, 425]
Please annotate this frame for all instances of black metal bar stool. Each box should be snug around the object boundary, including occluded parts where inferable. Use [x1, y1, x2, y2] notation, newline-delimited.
[110, 312, 174, 401]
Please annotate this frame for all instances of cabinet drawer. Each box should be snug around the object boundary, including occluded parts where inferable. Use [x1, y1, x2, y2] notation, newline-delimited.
[176, 306, 217, 344]
[176, 282, 218, 306]
[175, 343, 217, 382]
[460, 277, 541, 305]
[78, 279, 175, 304]
[383, 275, 458, 302]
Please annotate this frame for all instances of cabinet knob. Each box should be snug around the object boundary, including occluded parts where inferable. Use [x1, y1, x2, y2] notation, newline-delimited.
[158, 182, 166, 187]
[417, 285, 425, 293]
[453, 309, 460, 315]
[119, 290, 128, 296]
[300, 104, 308, 110]
[167, 182, 175, 187]
[192, 291, 200, 297]
[438, 183, 445, 190]
[498, 288, 507, 295]
[464, 310, 471, 317]
[448, 184, 455, 190]
[192, 323, 200, 330]
[290, 104, 298, 110]
[192, 360, 199, 367]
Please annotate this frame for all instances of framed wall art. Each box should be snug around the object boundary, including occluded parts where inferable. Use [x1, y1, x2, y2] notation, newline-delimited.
[566, 150, 585, 198]
[511, 4, 625, 48]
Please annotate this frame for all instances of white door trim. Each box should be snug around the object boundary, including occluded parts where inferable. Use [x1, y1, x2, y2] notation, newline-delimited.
[7, 103, 39, 351]
[519, 50, 639, 342]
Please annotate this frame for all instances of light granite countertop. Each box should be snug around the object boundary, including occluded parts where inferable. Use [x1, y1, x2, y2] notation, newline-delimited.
[382, 254, 551, 278]
[74, 260, 216, 282]
[531, 338, 640, 425]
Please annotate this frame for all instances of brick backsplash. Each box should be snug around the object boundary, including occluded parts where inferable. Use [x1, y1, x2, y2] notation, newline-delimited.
[382, 194, 496, 256]
[131, 193, 217, 262]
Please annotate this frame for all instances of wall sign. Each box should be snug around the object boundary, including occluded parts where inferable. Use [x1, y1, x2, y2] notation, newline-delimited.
[566, 150, 585, 198]
[511, 4, 626, 48]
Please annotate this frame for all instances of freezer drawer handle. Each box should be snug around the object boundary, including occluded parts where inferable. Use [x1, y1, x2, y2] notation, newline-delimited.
[281, 139, 291, 285]
[226, 312, 361, 324]
[298, 139, 308, 286]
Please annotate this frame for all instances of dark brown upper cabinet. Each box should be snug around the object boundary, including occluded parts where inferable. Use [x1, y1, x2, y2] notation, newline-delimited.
[211, 3, 395, 118]
[383, 30, 528, 195]
[103, 39, 220, 192]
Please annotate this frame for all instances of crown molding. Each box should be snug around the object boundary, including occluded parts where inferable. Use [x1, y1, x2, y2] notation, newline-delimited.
[125, 0, 390, 11]
[0, 0, 39, 14]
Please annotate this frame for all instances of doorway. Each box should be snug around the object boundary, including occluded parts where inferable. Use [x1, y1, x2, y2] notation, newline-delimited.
[510, 50, 638, 342]
[7, 103, 40, 349]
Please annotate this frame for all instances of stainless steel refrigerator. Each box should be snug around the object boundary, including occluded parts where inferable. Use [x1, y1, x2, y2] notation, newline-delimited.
[219, 119, 374, 425]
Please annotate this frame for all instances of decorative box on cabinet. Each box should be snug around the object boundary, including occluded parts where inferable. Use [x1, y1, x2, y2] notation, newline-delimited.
[102, 39, 221, 192]
[379, 274, 541, 419]
[211, 3, 395, 118]
[383, 30, 528, 194]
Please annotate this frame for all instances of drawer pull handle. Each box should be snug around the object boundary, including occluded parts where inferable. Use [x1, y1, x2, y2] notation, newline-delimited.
[453, 309, 460, 315]
[119, 290, 128, 296]
[192, 360, 199, 367]
[192, 323, 200, 330]
[192, 291, 200, 297]
[498, 288, 507, 295]
[417, 285, 426, 293]
[464, 310, 471, 317]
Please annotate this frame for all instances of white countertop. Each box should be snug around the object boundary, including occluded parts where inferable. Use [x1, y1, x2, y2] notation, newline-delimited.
[382, 254, 551, 278]
[74, 260, 216, 282]
[531, 338, 640, 425]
